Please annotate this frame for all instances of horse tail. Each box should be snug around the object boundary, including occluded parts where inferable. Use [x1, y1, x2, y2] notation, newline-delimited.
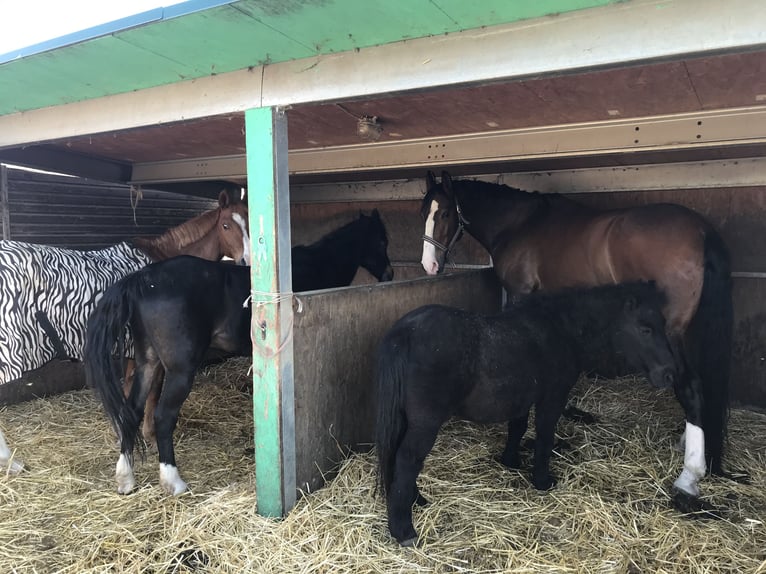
[84, 273, 144, 457]
[375, 333, 409, 497]
[693, 229, 733, 474]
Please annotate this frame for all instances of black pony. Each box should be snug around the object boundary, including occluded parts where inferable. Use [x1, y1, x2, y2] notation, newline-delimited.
[376, 282, 685, 546]
[292, 209, 393, 291]
[84, 256, 251, 495]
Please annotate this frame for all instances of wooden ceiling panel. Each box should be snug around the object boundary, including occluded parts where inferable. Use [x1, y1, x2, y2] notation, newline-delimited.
[48, 50, 766, 171]
[519, 61, 701, 122]
[685, 51, 766, 109]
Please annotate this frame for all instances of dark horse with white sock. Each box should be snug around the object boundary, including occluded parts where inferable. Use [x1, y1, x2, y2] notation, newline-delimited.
[85, 256, 251, 495]
[420, 170, 735, 510]
[376, 282, 682, 546]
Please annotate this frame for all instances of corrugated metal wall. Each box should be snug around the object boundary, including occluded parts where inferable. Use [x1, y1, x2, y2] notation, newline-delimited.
[1, 166, 217, 249]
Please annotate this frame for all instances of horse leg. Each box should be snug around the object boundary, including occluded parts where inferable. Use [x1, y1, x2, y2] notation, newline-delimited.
[122, 356, 165, 449]
[532, 390, 570, 491]
[497, 413, 529, 469]
[154, 368, 195, 495]
[141, 369, 164, 448]
[0, 429, 23, 475]
[387, 422, 440, 547]
[115, 353, 159, 494]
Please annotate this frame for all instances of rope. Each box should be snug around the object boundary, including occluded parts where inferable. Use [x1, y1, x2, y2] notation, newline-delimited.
[248, 290, 302, 358]
[129, 185, 144, 226]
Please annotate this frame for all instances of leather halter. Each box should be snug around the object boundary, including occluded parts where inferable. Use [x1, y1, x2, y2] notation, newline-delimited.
[422, 196, 470, 262]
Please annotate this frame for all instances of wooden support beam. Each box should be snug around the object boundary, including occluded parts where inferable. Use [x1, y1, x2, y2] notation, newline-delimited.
[245, 107, 296, 517]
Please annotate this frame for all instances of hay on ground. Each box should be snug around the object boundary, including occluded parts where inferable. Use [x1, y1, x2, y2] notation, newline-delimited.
[0, 364, 765, 573]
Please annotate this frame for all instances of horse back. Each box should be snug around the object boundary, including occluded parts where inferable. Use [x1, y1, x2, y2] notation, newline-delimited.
[384, 304, 573, 423]
[130, 257, 251, 361]
[493, 202, 709, 331]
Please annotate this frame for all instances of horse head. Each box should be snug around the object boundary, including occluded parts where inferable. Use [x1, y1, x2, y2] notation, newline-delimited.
[359, 209, 394, 282]
[216, 189, 250, 266]
[421, 170, 465, 275]
[614, 283, 679, 389]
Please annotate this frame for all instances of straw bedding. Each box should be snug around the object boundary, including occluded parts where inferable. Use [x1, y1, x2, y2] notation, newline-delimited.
[1, 359, 764, 574]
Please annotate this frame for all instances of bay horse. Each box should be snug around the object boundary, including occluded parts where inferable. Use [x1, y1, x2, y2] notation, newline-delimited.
[0, 428, 23, 474]
[377, 282, 682, 546]
[419, 170, 733, 508]
[291, 209, 394, 291]
[84, 256, 251, 495]
[0, 189, 249, 385]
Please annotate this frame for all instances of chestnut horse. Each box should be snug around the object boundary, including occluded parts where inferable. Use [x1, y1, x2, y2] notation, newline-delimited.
[420, 170, 733, 511]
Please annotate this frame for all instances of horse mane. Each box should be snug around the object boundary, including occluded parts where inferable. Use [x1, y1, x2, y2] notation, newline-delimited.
[303, 213, 384, 250]
[131, 208, 220, 261]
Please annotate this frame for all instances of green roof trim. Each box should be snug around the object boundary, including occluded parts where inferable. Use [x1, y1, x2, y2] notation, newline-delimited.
[0, 0, 620, 116]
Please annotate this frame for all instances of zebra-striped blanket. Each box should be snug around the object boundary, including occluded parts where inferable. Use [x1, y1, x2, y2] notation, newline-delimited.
[0, 240, 151, 384]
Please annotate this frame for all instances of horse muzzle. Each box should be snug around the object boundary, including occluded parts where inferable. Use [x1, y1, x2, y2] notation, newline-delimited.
[648, 366, 677, 389]
[380, 266, 395, 282]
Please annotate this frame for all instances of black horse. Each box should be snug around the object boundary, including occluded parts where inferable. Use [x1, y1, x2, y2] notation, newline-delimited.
[292, 209, 394, 291]
[420, 171, 734, 506]
[376, 282, 687, 546]
[84, 256, 251, 495]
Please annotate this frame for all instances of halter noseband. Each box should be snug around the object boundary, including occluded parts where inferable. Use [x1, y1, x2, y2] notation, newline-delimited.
[422, 197, 470, 262]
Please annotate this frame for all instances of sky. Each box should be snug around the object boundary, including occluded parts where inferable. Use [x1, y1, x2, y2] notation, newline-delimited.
[0, 1, 165, 55]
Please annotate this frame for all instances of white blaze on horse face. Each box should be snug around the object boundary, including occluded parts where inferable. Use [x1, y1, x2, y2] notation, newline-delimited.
[421, 200, 440, 275]
[159, 463, 188, 496]
[116, 453, 137, 494]
[673, 422, 706, 497]
[232, 213, 251, 265]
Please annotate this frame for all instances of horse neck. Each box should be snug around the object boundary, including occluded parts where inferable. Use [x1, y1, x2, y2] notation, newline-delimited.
[546, 294, 621, 362]
[132, 209, 223, 262]
[314, 221, 367, 278]
[456, 183, 544, 252]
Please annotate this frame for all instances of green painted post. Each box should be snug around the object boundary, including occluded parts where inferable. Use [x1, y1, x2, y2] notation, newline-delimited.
[245, 106, 296, 517]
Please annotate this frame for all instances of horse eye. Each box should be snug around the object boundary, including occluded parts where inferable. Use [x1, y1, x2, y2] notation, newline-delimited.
[441, 211, 450, 220]
[222, 223, 230, 230]
[640, 326, 653, 336]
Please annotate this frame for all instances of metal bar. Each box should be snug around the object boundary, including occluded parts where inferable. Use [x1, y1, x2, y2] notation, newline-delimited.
[0, 145, 132, 182]
[2, 0, 765, 148]
[0, 164, 9, 239]
[130, 106, 766, 185]
[246, 107, 296, 517]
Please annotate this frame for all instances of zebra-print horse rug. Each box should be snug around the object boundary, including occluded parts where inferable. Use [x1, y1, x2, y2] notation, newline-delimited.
[0, 190, 250, 385]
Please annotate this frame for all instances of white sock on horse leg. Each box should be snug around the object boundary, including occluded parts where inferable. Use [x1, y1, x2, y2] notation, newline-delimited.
[673, 422, 705, 497]
[0, 430, 23, 475]
[116, 453, 137, 494]
[159, 463, 187, 496]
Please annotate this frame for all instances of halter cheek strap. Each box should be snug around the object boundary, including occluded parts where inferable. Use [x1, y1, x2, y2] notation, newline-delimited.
[422, 198, 470, 262]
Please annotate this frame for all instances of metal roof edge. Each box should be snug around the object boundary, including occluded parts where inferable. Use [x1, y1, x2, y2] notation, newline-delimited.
[0, 0, 238, 65]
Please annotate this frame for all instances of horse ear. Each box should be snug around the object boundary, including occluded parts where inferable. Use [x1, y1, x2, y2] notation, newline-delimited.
[441, 171, 454, 198]
[218, 190, 231, 208]
[426, 170, 437, 190]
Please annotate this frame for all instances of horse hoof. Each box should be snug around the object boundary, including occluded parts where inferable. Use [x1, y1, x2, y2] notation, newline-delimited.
[1, 459, 24, 475]
[399, 536, 418, 548]
[117, 480, 136, 495]
[672, 489, 722, 519]
[494, 453, 521, 470]
[533, 476, 557, 491]
[713, 467, 750, 485]
[563, 406, 598, 424]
